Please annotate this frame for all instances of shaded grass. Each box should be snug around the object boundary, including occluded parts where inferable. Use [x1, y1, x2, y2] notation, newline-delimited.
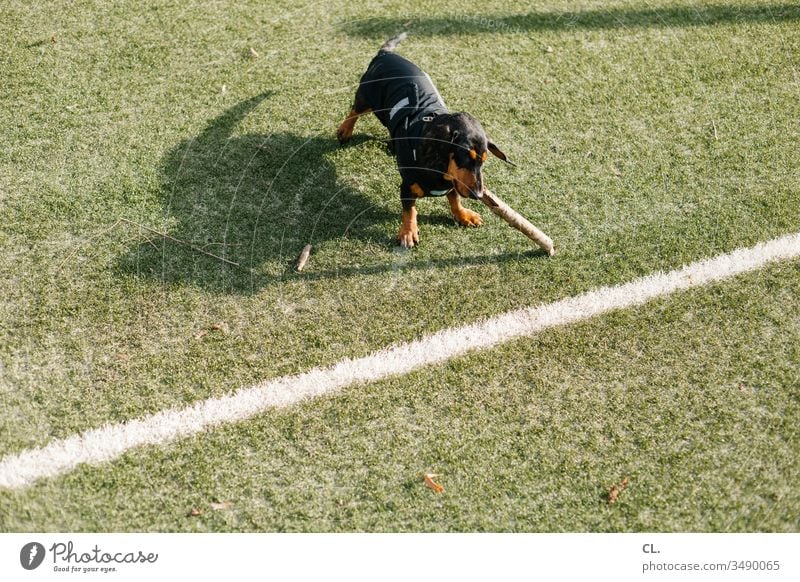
[341, 2, 800, 37]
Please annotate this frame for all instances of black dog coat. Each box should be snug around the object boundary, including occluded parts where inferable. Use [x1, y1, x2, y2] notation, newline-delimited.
[358, 51, 451, 194]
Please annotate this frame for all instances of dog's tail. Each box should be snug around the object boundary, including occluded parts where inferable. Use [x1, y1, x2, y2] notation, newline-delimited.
[379, 32, 407, 53]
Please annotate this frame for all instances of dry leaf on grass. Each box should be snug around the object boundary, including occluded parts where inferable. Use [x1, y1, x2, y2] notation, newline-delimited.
[195, 322, 229, 340]
[608, 477, 630, 504]
[187, 508, 203, 517]
[423, 473, 444, 494]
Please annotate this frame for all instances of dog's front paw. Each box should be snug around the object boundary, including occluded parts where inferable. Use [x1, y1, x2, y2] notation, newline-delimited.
[336, 126, 352, 145]
[453, 208, 483, 227]
[397, 224, 419, 248]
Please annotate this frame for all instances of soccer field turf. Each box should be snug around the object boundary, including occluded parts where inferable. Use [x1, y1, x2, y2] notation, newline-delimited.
[1, 0, 798, 531]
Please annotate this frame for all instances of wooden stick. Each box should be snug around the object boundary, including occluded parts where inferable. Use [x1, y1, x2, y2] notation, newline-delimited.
[480, 189, 555, 256]
[295, 244, 312, 272]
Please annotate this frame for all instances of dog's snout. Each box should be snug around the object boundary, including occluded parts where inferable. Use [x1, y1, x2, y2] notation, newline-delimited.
[470, 175, 483, 199]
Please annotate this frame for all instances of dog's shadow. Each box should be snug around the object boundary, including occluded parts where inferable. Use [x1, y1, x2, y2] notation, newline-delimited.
[118, 92, 542, 294]
[117, 92, 409, 293]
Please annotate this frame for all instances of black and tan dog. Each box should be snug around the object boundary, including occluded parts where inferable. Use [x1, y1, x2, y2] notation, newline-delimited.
[337, 33, 512, 248]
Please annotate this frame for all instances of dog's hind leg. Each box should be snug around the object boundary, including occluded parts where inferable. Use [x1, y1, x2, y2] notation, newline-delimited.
[337, 87, 371, 144]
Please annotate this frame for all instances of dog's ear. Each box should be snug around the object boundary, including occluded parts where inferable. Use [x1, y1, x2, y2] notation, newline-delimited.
[488, 140, 516, 166]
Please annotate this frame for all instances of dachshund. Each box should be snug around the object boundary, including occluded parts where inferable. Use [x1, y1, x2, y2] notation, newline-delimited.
[337, 33, 512, 248]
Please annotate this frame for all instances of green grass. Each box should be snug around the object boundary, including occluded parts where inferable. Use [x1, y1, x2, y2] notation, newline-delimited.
[1, 0, 799, 531]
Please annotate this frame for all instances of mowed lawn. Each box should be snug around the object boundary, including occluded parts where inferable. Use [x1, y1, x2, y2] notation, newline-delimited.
[1, 0, 798, 531]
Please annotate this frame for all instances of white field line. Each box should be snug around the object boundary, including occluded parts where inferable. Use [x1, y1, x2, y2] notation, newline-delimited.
[2, 232, 800, 490]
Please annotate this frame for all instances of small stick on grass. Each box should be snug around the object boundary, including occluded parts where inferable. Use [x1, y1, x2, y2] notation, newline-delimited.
[295, 244, 312, 272]
[480, 189, 556, 256]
